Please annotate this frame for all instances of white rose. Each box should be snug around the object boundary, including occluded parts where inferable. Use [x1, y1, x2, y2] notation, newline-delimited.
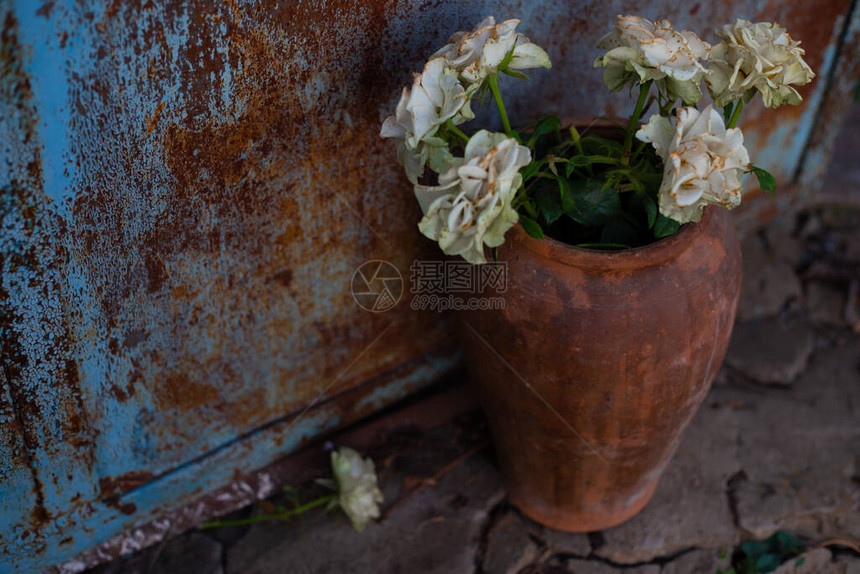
[594, 15, 711, 105]
[636, 106, 750, 224]
[433, 16, 551, 86]
[706, 19, 815, 108]
[330, 447, 384, 533]
[380, 57, 469, 183]
[417, 130, 530, 264]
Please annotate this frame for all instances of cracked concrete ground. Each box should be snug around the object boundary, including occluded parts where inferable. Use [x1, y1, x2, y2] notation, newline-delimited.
[85, 109, 860, 574]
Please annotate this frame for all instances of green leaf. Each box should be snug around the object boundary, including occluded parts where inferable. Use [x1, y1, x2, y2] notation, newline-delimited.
[742, 539, 771, 561]
[576, 242, 631, 250]
[750, 165, 777, 195]
[581, 135, 623, 156]
[653, 213, 681, 238]
[502, 68, 530, 81]
[642, 194, 658, 228]
[526, 115, 562, 147]
[568, 155, 592, 167]
[567, 179, 621, 228]
[520, 215, 544, 239]
[498, 44, 516, 71]
[723, 102, 734, 124]
[521, 161, 543, 181]
[795, 557, 805, 568]
[520, 197, 537, 219]
[599, 218, 639, 247]
[534, 186, 564, 224]
[559, 177, 576, 213]
[754, 553, 781, 573]
[772, 531, 803, 554]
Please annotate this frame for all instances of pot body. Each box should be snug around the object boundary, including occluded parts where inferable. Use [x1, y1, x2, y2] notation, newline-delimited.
[458, 207, 741, 532]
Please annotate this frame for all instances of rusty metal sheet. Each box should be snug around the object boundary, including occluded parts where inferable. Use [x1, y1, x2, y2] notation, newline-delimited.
[0, 370, 44, 566]
[797, 0, 860, 197]
[0, 0, 856, 572]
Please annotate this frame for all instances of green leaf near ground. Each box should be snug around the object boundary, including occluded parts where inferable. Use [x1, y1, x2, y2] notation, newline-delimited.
[723, 530, 806, 574]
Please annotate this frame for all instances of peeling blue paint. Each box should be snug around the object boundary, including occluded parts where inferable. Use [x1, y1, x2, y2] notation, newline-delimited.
[1, 1, 855, 572]
[14, 2, 78, 216]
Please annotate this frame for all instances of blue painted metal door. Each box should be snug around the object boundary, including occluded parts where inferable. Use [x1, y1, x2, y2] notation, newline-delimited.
[1, 0, 857, 572]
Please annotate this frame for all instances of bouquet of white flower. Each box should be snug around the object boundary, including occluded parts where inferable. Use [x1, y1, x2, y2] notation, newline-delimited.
[381, 15, 814, 264]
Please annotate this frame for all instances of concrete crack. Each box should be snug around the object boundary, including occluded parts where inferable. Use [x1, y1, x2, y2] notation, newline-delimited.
[726, 469, 748, 534]
[474, 499, 512, 574]
[547, 545, 703, 569]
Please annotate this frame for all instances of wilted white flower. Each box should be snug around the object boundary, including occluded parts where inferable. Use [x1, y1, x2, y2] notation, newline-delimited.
[380, 57, 470, 182]
[433, 16, 551, 85]
[706, 19, 815, 108]
[417, 130, 530, 264]
[636, 105, 750, 224]
[329, 447, 384, 532]
[594, 15, 711, 104]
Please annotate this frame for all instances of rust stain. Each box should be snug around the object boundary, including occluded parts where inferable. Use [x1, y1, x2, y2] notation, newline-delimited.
[267, 268, 294, 288]
[145, 100, 166, 133]
[35, 2, 54, 19]
[102, 497, 138, 516]
[98, 471, 155, 499]
[144, 253, 168, 292]
[155, 372, 220, 413]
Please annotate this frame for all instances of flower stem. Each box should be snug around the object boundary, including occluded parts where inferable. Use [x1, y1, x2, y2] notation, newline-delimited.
[446, 120, 469, 144]
[200, 494, 336, 529]
[727, 99, 744, 128]
[622, 80, 652, 166]
[487, 74, 514, 137]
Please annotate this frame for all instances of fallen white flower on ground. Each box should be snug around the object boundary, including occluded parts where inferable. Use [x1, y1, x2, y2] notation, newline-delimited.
[328, 447, 384, 532]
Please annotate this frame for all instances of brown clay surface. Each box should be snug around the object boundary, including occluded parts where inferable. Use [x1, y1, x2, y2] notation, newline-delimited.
[459, 207, 742, 531]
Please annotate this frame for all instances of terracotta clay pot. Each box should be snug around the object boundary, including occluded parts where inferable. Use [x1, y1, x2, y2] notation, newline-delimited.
[458, 206, 741, 532]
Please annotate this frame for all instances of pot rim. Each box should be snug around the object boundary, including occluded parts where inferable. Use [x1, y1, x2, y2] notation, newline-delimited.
[509, 206, 719, 271]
